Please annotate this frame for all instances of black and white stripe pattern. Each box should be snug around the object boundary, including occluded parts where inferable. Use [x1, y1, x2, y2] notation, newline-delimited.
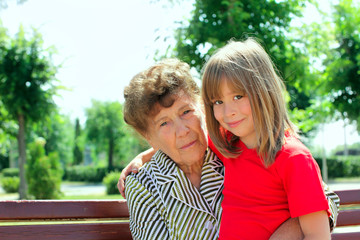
[324, 183, 340, 231]
[125, 149, 224, 240]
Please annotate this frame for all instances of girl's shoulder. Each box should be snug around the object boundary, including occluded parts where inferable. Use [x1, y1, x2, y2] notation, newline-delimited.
[274, 134, 314, 168]
[281, 133, 311, 156]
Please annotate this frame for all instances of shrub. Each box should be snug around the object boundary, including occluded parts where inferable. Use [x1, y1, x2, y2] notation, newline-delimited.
[315, 157, 360, 178]
[103, 171, 120, 195]
[2, 168, 19, 177]
[1, 176, 19, 193]
[26, 139, 63, 199]
[64, 166, 107, 182]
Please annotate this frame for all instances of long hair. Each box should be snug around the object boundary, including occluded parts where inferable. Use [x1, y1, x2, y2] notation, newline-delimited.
[202, 38, 296, 167]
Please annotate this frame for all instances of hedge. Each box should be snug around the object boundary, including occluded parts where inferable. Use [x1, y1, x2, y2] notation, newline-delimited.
[315, 157, 360, 178]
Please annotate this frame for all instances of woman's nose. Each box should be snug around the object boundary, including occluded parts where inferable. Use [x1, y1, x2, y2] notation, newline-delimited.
[175, 120, 190, 137]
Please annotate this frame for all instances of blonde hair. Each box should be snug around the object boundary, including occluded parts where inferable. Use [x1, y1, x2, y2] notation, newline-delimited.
[202, 38, 296, 167]
[123, 58, 200, 136]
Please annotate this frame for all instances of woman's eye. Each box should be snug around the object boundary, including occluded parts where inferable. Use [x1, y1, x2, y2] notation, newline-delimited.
[160, 122, 167, 127]
[234, 95, 243, 100]
[183, 110, 191, 115]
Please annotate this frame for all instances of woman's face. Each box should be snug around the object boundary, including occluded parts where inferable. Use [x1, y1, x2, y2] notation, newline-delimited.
[146, 92, 208, 166]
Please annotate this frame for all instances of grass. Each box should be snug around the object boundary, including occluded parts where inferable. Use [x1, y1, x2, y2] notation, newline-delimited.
[328, 177, 360, 183]
[61, 194, 124, 200]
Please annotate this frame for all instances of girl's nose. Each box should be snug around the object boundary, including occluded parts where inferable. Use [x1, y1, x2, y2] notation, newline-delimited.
[224, 102, 236, 118]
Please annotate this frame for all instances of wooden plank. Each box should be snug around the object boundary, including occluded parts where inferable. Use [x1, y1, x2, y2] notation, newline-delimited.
[0, 200, 129, 220]
[334, 189, 360, 205]
[0, 222, 132, 240]
[337, 209, 360, 227]
[332, 232, 360, 240]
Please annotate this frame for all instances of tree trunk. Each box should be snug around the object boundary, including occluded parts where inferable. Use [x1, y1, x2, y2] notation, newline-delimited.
[17, 114, 28, 199]
[108, 138, 114, 171]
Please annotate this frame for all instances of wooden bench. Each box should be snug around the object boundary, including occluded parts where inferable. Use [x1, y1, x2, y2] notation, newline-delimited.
[0, 200, 132, 240]
[332, 189, 360, 240]
[0, 189, 359, 240]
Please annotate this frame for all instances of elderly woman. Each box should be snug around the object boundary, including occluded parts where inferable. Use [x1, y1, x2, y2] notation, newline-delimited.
[122, 58, 338, 240]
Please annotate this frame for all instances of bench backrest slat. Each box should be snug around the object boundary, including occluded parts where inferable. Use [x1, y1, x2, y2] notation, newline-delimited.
[0, 200, 129, 220]
[336, 209, 360, 227]
[335, 189, 360, 205]
[0, 222, 131, 240]
[332, 232, 360, 240]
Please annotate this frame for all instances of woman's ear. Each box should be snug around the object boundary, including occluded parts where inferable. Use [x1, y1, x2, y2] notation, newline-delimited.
[144, 133, 157, 150]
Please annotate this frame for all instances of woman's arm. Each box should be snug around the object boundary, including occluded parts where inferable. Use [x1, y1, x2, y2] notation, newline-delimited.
[269, 217, 304, 240]
[299, 210, 330, 240]
[117, 148, 155, 198]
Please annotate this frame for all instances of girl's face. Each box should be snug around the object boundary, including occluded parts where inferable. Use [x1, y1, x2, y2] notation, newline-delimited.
[212, 77, 256, 149]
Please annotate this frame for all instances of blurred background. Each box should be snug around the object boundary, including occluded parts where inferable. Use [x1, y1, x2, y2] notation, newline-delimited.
[0, 0, 359, 200]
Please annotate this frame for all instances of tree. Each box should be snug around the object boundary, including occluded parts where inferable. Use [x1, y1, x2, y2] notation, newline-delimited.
[0, 26, 58, 199]
[27, 138, 63, 199]
[73, 118, 83, 165]
[323, 0, 360, 131]
[85, 100, 125, 171]
[31, 110, 74, 166]
[166, 0, 311, 110]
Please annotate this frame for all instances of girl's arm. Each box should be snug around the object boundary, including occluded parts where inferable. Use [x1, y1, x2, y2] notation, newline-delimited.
[117, 148, 156, 198]
[299, 210, 330, 240]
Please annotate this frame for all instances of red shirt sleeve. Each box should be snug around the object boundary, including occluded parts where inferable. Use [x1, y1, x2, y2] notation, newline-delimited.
[276, 144, 330, 218]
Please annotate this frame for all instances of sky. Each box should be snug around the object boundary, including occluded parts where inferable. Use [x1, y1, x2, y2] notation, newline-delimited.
[1, 0, 194, 122]
[1, 0, 359, 153]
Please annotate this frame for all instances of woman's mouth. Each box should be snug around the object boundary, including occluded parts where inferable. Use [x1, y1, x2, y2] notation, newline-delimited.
[180, 140, 196, 150]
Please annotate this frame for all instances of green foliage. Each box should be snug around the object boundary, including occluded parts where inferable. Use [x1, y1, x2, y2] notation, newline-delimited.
[0, 25, 60, 199]
[323, 0, 360, 130]
[0, 26, 58, 122]
[103, 171, 120, 195]
[85, 100, 126, 171]
[26, 139, 63, 199]
[315, 157, 360, 178]
[73, 118, 84, 165]
[1, 176, 19, 193]
[30, 111, 75, 166]
[63, 166, 108, 183]
[2, 168, 19, 177]
[167, 0, 312, 111]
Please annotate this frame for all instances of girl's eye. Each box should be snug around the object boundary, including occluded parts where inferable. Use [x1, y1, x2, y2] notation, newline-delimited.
[213, 100, 223, 105]
[234, 95, 243, 100]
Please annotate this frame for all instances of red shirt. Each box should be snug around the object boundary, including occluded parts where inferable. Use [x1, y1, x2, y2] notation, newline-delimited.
[209, 134, 329, 240]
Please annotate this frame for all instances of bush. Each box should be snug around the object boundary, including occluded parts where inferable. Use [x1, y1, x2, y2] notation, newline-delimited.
[64, 166, 107, 182]
[1, 176, 19, 193]
[103, 171, 120, 195]
[315, 157, 360, 178]
[2, 168, 19, 177]
[26, 139, 63, 199]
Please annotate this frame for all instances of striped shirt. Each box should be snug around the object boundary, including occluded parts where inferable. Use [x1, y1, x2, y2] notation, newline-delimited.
[125, 149, 224, 240]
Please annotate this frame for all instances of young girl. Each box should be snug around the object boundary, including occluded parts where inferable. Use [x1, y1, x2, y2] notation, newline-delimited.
[201, 38, 331, 239]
